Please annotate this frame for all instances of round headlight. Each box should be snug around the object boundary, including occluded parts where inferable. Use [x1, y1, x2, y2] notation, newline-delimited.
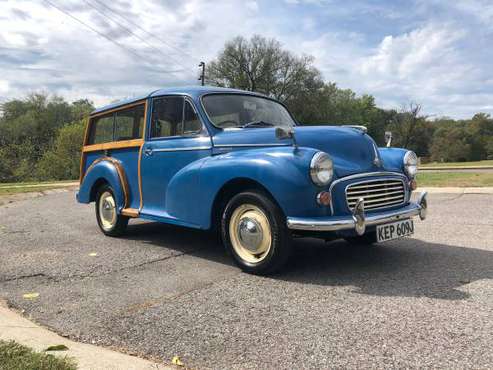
[403, 151, 418, 178]
[310, 152, 334, 186]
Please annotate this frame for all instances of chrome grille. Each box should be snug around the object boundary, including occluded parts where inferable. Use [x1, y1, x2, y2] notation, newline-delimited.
[346, 178, 406, 211]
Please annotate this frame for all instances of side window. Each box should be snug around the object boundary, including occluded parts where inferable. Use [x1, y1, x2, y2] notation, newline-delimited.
[115, 105, 145, 141]
[89, 114, 113, 144]
[150, 97, 184, 138]
[183, 101, 202, 135]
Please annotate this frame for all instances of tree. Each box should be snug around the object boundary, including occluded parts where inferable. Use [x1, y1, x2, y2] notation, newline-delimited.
[387, 103, 434, 157]
[430, 126, 472, 162]
[0, 93, 93, 182]
[36, 120, 86, 180]
[206, 35, 324, 104]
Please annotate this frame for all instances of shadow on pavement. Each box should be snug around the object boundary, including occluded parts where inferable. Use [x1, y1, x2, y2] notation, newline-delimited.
[125, 220, 492, 301]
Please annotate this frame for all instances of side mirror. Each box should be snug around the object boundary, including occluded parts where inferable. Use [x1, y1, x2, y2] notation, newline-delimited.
[275, 127, 297, 149]
[275, 127, 293, 140]
[385, 131, 392, 147]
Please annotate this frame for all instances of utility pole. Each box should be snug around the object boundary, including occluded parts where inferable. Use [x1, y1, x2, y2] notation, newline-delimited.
[198, 62, 205, 86]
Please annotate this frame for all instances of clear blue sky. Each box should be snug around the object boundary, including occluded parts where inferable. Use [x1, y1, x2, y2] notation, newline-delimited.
[1, 0, 492, 118]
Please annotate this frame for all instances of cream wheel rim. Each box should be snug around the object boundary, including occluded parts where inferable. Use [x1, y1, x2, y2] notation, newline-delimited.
[229, 204, 272, 264]
[99, 191, 116, 231]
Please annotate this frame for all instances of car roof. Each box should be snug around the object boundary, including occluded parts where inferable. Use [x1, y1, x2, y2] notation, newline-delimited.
[91, 85, 265, 115]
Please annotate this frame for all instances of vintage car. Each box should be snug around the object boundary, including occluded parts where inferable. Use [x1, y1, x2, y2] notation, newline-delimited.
[77, 86, 427, 274]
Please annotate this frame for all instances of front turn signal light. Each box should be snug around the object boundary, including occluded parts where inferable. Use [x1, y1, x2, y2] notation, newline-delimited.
[410, 179, 417, 191]
[317, 191, 331, 206]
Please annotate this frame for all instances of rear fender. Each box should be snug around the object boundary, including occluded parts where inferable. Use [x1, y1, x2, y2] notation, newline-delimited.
[77, 157, 128, 211]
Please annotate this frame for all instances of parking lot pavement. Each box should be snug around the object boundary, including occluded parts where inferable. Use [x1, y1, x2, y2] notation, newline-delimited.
[1, 191, 492, 369]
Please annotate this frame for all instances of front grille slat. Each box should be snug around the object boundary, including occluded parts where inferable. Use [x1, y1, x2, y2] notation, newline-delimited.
[347, 186, 403, 195]
[348, 182, 403, 190]
[346, 178, 406, 212]
[348, 194, 404, 205]
[347, 189, 404, 200]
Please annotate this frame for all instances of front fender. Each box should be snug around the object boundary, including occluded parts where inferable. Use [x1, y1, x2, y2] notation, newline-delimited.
[166, 147, 330, 229]
[378, 147, 408, 173]
[77, 158, 127, 211]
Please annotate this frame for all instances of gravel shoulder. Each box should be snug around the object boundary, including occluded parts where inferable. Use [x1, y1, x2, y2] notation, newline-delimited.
[1, 191, 492, 369]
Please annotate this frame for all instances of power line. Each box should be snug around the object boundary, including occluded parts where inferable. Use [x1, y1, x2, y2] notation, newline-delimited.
[90, 0, 196, 61]
[43, 0, 185, 75]
[81, 0, 190, 70]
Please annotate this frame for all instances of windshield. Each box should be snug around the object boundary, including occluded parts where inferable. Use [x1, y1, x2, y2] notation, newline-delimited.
[202, 94, 295, 129]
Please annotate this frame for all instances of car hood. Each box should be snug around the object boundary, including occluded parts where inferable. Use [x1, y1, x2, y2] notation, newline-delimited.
[212, 126, 384, 178]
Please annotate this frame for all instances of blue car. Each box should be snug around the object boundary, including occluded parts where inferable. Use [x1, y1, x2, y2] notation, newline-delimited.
[77, 86, 427, 274]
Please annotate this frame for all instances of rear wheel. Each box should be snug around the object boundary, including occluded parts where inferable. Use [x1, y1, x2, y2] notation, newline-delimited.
[344, 231, 377, 246]
[95, 185, 128, 237]
[221, 191, 292, 275]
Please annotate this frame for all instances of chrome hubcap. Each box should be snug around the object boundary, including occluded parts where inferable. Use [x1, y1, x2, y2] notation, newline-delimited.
[99, 191, 116, 231]
[229, 204, 272, 263]
[238, 217, 263, 252]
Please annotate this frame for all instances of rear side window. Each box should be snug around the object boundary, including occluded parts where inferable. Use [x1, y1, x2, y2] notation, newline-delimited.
[88, 104, 145, 144]
[115, 105, 145, 141]
[150, 97, 202, 138]
[89, 114, 113, 144]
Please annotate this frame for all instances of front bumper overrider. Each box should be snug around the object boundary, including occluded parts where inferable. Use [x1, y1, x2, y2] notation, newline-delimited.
[286, 192, 427, 234]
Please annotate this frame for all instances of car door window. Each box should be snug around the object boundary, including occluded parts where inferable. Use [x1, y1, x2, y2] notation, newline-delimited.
[150, 97, 202, 138]
[115, 105, 145, 141]
[150, 97, 184, 138]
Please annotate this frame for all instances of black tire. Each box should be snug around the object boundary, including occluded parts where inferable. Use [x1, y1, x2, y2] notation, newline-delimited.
[221, 191, 292, 275]
[344, 231, 377, 246]
[95, 184, 129, 237]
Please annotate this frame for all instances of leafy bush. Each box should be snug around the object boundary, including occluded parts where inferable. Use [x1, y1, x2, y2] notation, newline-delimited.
[36, 120, 86, 181]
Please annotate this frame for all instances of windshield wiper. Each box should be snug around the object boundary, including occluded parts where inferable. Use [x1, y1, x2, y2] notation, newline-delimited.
[241, 120, 275, 128]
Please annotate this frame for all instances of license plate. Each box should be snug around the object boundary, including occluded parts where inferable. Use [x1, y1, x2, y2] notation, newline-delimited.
[376, 219, 414, 242]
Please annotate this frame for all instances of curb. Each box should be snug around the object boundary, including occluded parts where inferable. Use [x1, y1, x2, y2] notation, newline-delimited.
[416, 187, 493, 194]
[0, 300, 172, 370]
[420, 166, 493, 171]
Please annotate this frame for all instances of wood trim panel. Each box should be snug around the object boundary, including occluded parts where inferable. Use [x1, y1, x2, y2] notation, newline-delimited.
[82, 139, 144, 152]
[121, 208, 139, 217]
[138, 100, 148, 211]
[79, 116, 91, 183]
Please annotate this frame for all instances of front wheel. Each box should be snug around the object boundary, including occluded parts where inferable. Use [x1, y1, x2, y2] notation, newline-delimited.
[95, 185, 129, 237]
[221, 191, 292, 275]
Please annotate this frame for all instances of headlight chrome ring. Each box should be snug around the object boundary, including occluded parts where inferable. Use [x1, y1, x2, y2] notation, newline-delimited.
[310, 152, 334, 186]
[403, 151, 418, 178]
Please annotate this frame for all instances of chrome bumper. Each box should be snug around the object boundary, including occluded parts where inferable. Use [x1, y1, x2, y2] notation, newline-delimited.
[287, 192, 428, 233]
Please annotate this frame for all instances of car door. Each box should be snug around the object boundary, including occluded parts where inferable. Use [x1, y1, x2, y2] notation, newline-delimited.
[140, 96, 212, 217]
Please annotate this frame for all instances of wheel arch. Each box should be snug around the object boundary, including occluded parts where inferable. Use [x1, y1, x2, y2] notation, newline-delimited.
[210, 177, 284, 231]
[77, 157, 128, 210]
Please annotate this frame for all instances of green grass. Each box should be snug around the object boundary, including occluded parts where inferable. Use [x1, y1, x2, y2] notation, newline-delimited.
[0, 185, 73, 196]
[422, 160, 493, 167]
[0, 180, 77, 196]
[0, 340, 76, 370]
[417, 172, 493, 187]
[0, 180, 77, 187]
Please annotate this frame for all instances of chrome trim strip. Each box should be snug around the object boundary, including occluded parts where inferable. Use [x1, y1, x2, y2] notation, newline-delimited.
[152, 146, 211, 152]
[213, 143, 290, 148]
[329, 171, 407, 214]
[287, 197, 423, 232]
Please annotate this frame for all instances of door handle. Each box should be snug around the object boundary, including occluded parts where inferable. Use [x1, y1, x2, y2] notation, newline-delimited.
[144, 147, 153, 156]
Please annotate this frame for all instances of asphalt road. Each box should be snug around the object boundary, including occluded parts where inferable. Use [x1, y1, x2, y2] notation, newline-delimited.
[1, 191, 492, 369]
